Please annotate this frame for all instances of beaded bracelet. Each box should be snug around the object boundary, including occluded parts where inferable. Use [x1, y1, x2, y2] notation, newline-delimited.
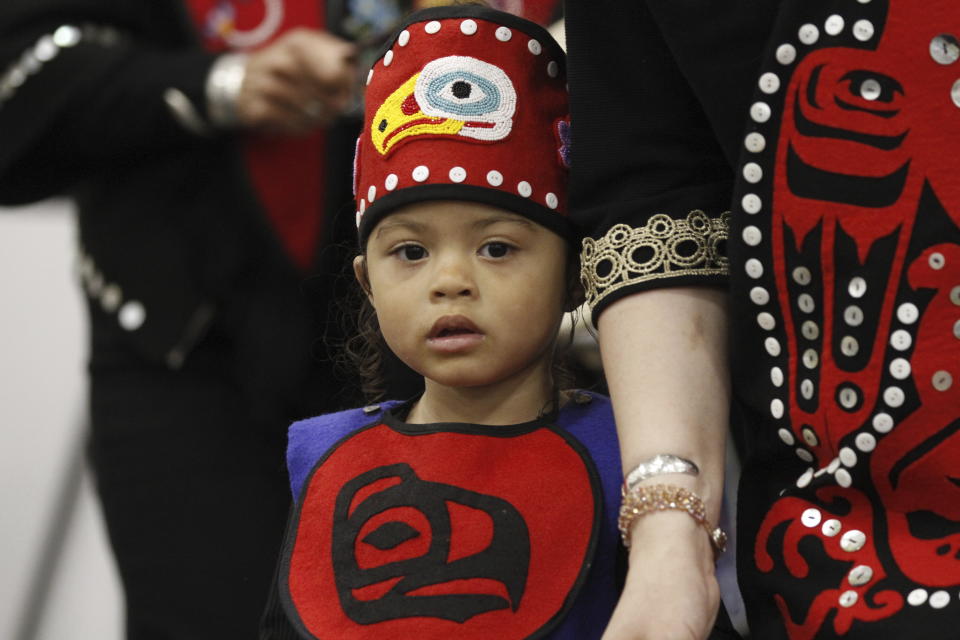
[618, 484, 728, 555]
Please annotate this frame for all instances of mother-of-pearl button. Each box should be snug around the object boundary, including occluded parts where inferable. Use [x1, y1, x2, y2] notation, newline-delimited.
[765, 337, 781, 356]
[841, 336, 859, 357]
[742, 194, 762, 214]
[527, 39, 542, 55]
[825, 14, 845, 36]
[839, 447, 857, 467]
[750, 102, 771, 122]
[759, 72, 780, 94]
[776, 43, 796, 65]
[801, 320, 819, 340]
[517, 181, 532, 197]
[771, 366, 784, 387]
[495, 26, 512, 41]
[412, 165, 430, 182]
[844, 305, 864, 326]
[897, 302, 919, 324]
[801, 508, 822, 527]
[889, 358, 911, 379]
[449, 166, 467, 183]
[822, 519, 842, 537]
[798, 24, 819, 45]
[460, 19, 477, 35]
[853, 19, 874, 41]
[119, 301, 146, 331]
[486, 170, 503, 186]
[397, 30, 410, 46]
[770, 398, 784, 419]
[796, 448, 814, 462]
[424, 20, 441, 34]
[855, 432, 877, 452]
[545, 192, 558, 209]
[778, 428, 795, 445]
[890, 329, 912, 351]
[848, 565, 873, 586]
[746, 258, 764, 278]
[796, 468, 814, 488]
[743, 162, 763, 183]
[930, 34, 960, 65]
[930, 252, 946, 269]
[860, 78, 881, 101]
[835, 468, 853, 487]
[840, 529, 866, 552]
[757, 312, 775, 330]
[908, 588, 929, 606]
[883, 386, 905, 407]
[933, 370, 954, 391]
[827, 458, 841, 474]
[803, 349, 819, 369]
[802, 427, 818, 447]
[930, 590, 951, 609]
[951, 285, 960, 306]
[798, 294, 815, 313]
[751, 287, 770, 305]
[745, 132, 766, 152]
[743, 226, 762, 246]
[839, 590, 858, 608]
[800, 379, 814, 399]
[793, 266, 812, 285]
[385, 173, 399, 190]
[873, 413, 894, 433]
[848, 276, 867, 298]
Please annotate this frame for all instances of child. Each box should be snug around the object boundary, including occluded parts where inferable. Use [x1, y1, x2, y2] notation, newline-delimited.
[262, 6, 623, 638]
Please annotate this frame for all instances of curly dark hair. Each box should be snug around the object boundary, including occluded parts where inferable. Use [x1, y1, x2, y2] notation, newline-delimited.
[340, 243, 582, 405]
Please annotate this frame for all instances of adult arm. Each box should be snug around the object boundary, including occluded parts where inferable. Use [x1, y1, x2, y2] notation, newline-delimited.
[564, 1, 735, 638]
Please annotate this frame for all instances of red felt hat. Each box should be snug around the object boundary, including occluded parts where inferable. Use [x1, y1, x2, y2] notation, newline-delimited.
[354, 5, 572, 244]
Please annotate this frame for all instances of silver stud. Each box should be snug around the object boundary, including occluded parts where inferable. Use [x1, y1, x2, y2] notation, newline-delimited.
[822, 519, 842, 537]
[933, 370, 954, 392]
[803, 349, 819, 369]
[798, 294, 815, 314]
[745, 132, 766, 153]
[844, 305, 864, 326]
[841, 335, 859, 357]
[743, 162, 763, 183]
[860, 78, 882, 101]
[757, 312, 776, 330]
[778, 427, 795, 445]
[890, 329, 912, 351]
[930, 590, 951, 609]
[840, 529, 866, 552]
[848, 276, 867, 298]
[798, 24, 820, 45]
[797, 448, 814, 462]
[889, 358, 911, 379]
[853, 19, 875, 42]
[839, 590, 858, 608]
[908, 588, 929, 606]
[848, 565, 873, 587]
[771, 398, 785, 419]
[884, 386, 906, 408]
[873, 413, 894, 433]
[771, 366, 785, 387]
[838, 386, 859, 409]
[776, 43, 797, 65]
[759, 72, 780, 94]
[801, 379, 814, 399]
[750, 286, 770, 305]
[765, 337, 782, 357]
[855, 432, 877, 453]
[825, 15, 845, 36]
[930, 35, 960, 65]
[743, 225, 762, 246]
[802, 427, 819, 447]
[118, 301, 146, 331]
[793, 266, 812, 286]
[801, 508, 822, 527]
[930, 252, 946, 270]
[801, 320, 820, 340]
[742, 193, 762, 214]
[746, 258, 764, 279]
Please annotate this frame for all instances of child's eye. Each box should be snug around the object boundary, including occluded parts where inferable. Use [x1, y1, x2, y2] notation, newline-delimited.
[479, 242, 512, 259]
[393, 244, 427, 261]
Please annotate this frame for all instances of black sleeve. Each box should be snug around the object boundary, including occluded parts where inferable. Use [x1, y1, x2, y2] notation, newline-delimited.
[0, 0, 218, 204]
[564, 1, 734, 318]
[259, 566, 303, 640]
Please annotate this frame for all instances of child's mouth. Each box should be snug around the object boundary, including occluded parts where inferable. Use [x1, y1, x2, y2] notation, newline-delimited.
[428, 316, 485, 352]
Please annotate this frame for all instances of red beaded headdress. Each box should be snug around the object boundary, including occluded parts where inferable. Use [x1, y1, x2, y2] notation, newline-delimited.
[354, 5, 571, 243]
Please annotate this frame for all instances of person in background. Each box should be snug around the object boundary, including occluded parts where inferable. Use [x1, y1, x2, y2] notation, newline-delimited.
[565, 1, 960, 639]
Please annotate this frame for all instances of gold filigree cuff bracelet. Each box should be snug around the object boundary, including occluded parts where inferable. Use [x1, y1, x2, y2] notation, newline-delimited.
[618, 484, 727, 555]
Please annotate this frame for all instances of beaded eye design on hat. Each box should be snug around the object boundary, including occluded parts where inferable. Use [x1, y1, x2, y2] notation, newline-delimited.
[354, 5, 572, 244]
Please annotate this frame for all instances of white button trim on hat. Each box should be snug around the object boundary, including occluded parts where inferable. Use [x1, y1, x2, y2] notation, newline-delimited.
[547, 61, 559, 78]
[383, 50, 394, 66]
[848, 276, 867, 298]
[495, 26, 512, 42]
[385, 173, 399, 191]
[527, 39, 542, 55]
[359, 198, 366, 213]
[449, 166, 467, 183]
[800, 379, 814, 399]
[460, 20, 477, 35]
[860, 78, 881, 101]
[366, 69, 374, 86]
[412, 165, 429, 182]
[486, 170, 503, 186]
[517, 181, 532, 197]
[367, 185, 376, 202]
[119, 301, 146, 331]
[398, 30, 410, 46]
[545, 192, 558, 209]
[425, 20, 441, 34]
[844, 305, 864, 326]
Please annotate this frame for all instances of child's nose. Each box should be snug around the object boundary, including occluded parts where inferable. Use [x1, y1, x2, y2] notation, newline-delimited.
[431, 257, 475, 299]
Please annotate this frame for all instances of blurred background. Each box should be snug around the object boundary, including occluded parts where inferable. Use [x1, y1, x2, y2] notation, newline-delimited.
[0, 199, 123, 639]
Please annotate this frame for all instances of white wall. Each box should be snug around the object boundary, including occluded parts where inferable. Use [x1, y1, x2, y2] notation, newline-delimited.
[0, 200, 122, 640]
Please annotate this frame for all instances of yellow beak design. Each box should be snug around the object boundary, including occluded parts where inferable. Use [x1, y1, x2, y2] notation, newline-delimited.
[371, 73, 465, 155]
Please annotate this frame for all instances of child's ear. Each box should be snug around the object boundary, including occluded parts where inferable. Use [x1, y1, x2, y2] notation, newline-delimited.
[353, 255, 373, 300]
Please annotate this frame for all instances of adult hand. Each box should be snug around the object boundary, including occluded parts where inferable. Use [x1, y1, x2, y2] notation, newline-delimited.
[603, 511, 720, 640]
[237, 28, 357, 134]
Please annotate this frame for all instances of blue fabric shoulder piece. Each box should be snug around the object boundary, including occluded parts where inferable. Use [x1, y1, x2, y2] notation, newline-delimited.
[287, 401, 403, 502]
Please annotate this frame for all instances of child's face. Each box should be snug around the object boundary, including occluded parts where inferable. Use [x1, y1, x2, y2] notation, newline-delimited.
[358, 201, 569, 391]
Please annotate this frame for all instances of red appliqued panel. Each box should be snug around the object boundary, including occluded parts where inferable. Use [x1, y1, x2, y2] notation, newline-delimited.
[280, 423, 599, 639]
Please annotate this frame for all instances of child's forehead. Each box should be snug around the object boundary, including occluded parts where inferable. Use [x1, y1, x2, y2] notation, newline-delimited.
[373, 201, 537, 233]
